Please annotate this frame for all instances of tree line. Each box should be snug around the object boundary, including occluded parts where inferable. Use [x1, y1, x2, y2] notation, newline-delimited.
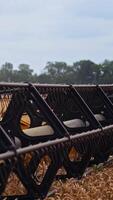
[0, 60, 113, 84]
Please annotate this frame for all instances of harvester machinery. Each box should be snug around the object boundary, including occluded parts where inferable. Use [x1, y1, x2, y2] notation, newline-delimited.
[0, 83, 113, 199]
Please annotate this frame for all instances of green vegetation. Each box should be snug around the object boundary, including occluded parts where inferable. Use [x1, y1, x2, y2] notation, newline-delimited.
[0, 60, 113, 84]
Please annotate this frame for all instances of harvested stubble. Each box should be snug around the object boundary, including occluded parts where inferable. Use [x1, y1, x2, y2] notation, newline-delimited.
[3, 160, 113, 200]
[46, 164, 113, 200]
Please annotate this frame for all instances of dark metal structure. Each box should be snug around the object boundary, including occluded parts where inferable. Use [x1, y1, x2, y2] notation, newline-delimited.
[0, 83, 113, 199]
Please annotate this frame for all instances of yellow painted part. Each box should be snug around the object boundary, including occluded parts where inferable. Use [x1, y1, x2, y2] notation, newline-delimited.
[20, 115, 31, 130]
[69, 147, 78, 161]
[0, 96, 11, 118]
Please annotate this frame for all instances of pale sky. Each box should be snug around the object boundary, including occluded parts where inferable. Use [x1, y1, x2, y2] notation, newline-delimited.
[0, 0, 113, 73]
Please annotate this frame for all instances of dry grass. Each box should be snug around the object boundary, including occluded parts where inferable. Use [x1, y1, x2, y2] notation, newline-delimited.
[3, 161, 113, 200]
[46, 164, 113, 200]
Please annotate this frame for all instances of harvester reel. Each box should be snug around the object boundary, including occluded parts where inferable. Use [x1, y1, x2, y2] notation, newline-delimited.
[0, 83, 113, 199]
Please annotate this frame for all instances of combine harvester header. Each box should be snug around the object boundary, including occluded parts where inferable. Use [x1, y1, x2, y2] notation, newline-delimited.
[0, 83, 113, 199]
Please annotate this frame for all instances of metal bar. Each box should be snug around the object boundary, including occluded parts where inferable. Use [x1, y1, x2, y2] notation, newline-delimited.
[0, 125, 16, 150]
[0, 82, 69, 88]
[28, 83, 70, 138]
[0, 82, 113, 90]
[69, 85, 102, 129]
[97, 85, 113, 119]
[0, 124, 113, 160]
